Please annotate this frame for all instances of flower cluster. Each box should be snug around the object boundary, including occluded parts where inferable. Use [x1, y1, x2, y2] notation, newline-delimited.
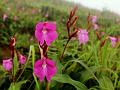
[2, 37, 26, 71]
[34, 22, 57, 82]
[2, 54, 26, 71]
[65, 6, 89, 45]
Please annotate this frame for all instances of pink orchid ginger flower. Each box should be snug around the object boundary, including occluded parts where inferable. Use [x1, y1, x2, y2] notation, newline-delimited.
[3, 14, 8, 21]
[109, 36, 117, 47]
[101, 32, 105, 36]
[91, 15, 97, 24]
[34, 57, 57, 82]
[93, 24, 99, 30]
[2, 58, 12, 71]
[19, 54, 26, 64]
[77, 29, 89, 45]
[35, 22, 57, 46]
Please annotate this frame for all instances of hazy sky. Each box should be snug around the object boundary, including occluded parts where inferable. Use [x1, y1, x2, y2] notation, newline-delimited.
[66, 0, 120, 15]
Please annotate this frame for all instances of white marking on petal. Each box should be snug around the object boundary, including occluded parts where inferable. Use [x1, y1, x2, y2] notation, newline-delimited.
[42, 27, 47, 34]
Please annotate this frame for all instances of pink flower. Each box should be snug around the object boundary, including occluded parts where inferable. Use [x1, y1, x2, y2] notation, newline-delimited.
[35, 22, 57, 46]
[91, 15, 97, 24]
[3, 14, 8, 21]
[34, 57, 57, 82]
[109, 36, 117, 47]
[77, 29, 89, 44]
[101, 32, 105, 36]
[19, 54, 26, 64]
[2, 58, 12, 71]
[93, 24, 99, 30]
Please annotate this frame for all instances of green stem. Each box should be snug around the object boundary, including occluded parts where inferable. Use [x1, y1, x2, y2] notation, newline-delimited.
[12, 50, 15, 83]
[60, 38, 70, 60]
[99, 47, 102, 64]
[16, 48, 31, 81]
[45, 81, 50, 90]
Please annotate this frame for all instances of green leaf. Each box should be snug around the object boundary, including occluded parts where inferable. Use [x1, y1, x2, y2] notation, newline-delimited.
[99, 76, 114, 90]
[30, 45, 40, 90]
[56, 60, 63, 74]
[8, 80, 27, 90]
[30, 45, 35, 70]
[13, 52, 19, 76]
[80, 66, 98, 83]
[63, 59, 99, 84]
[117, 80, 120, 88]
[52, 74, 88, 90]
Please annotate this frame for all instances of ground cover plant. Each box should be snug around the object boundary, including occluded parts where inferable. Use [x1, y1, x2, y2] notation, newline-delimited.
[0, 0, 120, 90]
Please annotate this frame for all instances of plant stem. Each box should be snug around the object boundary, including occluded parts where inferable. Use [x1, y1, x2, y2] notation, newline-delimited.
[16, 49, 31, 81]
[12, 50, 15, 83]
[99, 47, 102, 64]
[60, 38, 70, 60]
[45, 81, 50, 90]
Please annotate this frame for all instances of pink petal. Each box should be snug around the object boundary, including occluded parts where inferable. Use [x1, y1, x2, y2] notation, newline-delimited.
[2, 58, 12, 71]
[93, 24, 99, 30]
[35, 22, 45, 45]
[46, 59, 57, 81]
[109, 36, 117, 47]
[91, 16, 97, 24]
[34, 60, 45, 82]
[19, 54, 26, 64]
[35, 29, 44, 45]
[3, 14, 8, 21]
[46, 22, 56, 32]
[77, 29, 89, 45]
[45, 31, 58, 45]
[35, 22, 44, 32]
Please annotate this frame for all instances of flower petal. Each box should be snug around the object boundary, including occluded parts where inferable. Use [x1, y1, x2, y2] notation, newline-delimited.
[109, 36, 117, 47]
[35, 29, 44, 45]
[19, 54, 26, 64]
[77, 29, 89, 44]
[34, 60, 45, 82]
[91, 15, 97, 24]
[36, 22, 44, 32]
[46, 22, 56, 32]
[2, 58, 12, 71]
[35, 22, 45, 45]
[46, 59, 57, 81]
[45, 31, 58, 45]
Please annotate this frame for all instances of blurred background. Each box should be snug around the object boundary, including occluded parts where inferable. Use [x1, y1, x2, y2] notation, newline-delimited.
[67, 0, 120, 15]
